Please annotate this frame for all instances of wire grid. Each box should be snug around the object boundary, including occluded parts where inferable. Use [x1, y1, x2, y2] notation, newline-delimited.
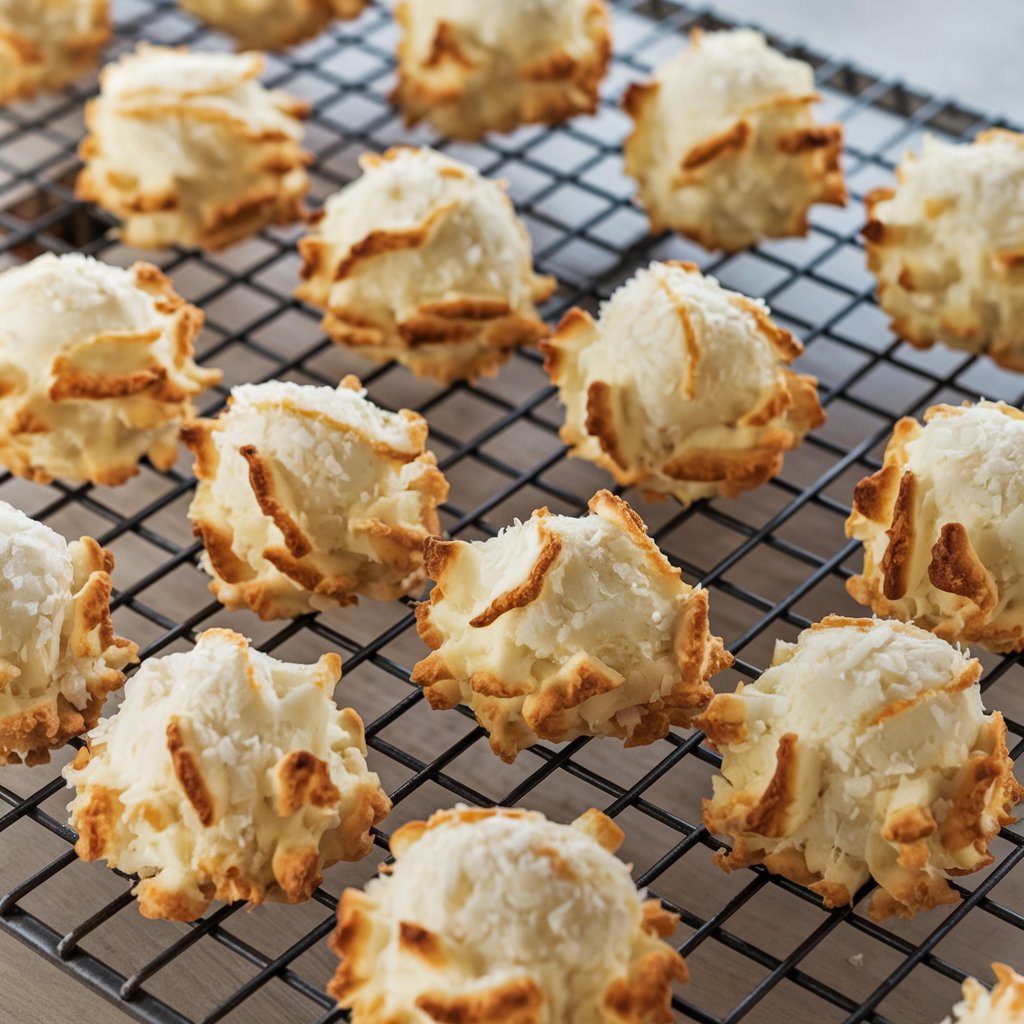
[0, 1, 1022, 1022]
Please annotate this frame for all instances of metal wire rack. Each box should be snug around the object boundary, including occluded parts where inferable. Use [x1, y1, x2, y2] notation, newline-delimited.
[1, 1, 1022, 1022]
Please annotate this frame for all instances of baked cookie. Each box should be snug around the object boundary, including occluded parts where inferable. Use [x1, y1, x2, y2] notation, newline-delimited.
[65, 628, 391, 921]
[623, 28, 845, 252]
[329, 806, 687, 1022]
[77, 46, 310, 250]
[0, 0, 109, 103]
[180, 0, 367, 50]
[941, 964, 1024, 1024]
[391, 0, 611, 139]
[0, 253, 220, 486]
[864, 130, 1024, 371]
[297, 147, 554, 382]
[544, 261, 825, 506]
[0, 501, 136, 766]
[846, 401, 1024, 653]
[699, 616, 1022, 921]
[413, 490, 732, 762]
[183, 377, 449, 620]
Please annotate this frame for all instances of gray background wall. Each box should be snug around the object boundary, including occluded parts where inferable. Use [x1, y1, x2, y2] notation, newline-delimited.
[711, 0, 1024, 122]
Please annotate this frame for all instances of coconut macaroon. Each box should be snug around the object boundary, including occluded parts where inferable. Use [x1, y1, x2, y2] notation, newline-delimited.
[391, 0, 611, 140]
[623, 28, 845, 252]
[0, 502, 136, 766]
[412, 490, 732, 762]
[698, 616, 1022, 921]
[297, 147, 555, 382]
[0, 253, 219, 486]
[941, 964, 1024, 1024]
[77, 46, 310, 251]
[846, 401, 1024, 653]
[544, 261, 825, 506]
[183, 377, 449, 620]
[329, 806, 687, 1022]
[180, 0, 367, 51]
[65, 628, 391, 921]
[0, 0, 109, 103]
[864, 131, 1024, 371]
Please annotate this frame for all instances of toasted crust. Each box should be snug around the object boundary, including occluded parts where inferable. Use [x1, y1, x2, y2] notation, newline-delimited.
[411, 490, 731, 762]
[623, 29, 845, 252]
[700, 616, 1023, 920]
[66, 629, 391, 921]
[76, 46, 310, 250]
[863, 131, 1024, 371]
[328, 807, 687, 1022]
[391, 0, 611, 140]
[184, 378, 448, 619]
[546, 261, 824, 506]
[846, 401, 1024, 652]
[296, 147, 554, 383]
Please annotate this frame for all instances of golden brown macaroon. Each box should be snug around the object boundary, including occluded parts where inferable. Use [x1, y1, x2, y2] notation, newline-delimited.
[846, 401, 1024, 653]
[297, 147, 554, 382]
[623, 28, 845, 252]
[329, 806, 687, 1023]
[183, 377, 449, 620]
[180, 0, 367, 50]
[0, 501, 136, 766]
[412, 490, 732, 762]
[0, 253, 220, 486]
[77, 46, 310, 250]
[699, 616, 1022, 921]
[0, 0, 109, 103]
[391, 0, 611, 140]
[544, 261, 825, 506]
[65, 628, 391, 921]
[864, 130, 1024, 371]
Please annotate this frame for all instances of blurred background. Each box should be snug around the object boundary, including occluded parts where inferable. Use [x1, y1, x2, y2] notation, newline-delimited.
[712, 0, 1024, 121]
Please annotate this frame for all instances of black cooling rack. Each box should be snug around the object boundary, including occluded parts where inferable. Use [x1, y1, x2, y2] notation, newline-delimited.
[1, 2, 1023, 1022]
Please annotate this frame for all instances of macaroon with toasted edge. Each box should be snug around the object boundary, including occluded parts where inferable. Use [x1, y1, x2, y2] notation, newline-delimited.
[328, 805, 687, 1023]
[699, 615, 1022, 921]
[182, 376, 449, 620]
[863, 130, 1024, 371]
[180, 0, 367, 51]
[939, 963, 1024, 1024]
[0, 501, 136, 766]
[623, 28, 845, 252]
[65, 628, 391, 921]
[297, 146, 555, 382]
[543, 260, 825, 506]
[77, 46, 311, 250]
[846, 400, 1024, 652]
[0, 0, 109, 103]
[412, 489, 732, 762]
[390, 0, 611, 140]
[0, 253, 220, 486]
